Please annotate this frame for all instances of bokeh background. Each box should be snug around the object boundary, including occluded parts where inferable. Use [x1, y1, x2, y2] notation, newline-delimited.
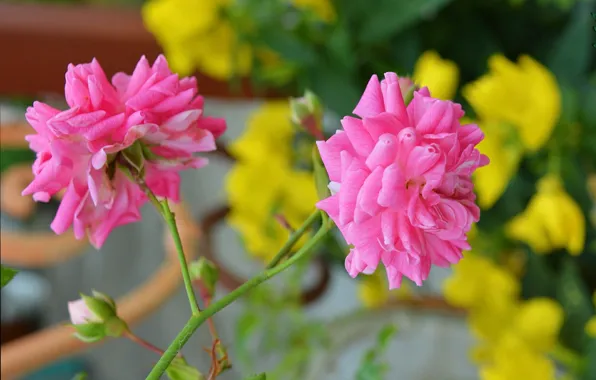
[1, 0, 595, 379]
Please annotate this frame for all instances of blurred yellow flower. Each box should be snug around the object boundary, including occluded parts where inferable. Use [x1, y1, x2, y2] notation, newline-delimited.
[473, 121, 524, 209]
[143, 0, 334, 80]
[463, 54, 561, 152]
[228, 102, 296, 162]
[142, 0, 252, 80]
[443, 253, 520, 310]
[506, 174, 585, 255]
[357, 271, 412, 308]
[511, 298, 564, 352]
[480, 334, 556, 380]
[469, 298, 563, 371]
[413, 50, 459, 100]
[226, 102, 318, 261]
[292, 0, 336, 22]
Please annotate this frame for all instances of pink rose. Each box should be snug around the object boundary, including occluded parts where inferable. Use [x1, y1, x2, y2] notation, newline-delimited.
[317, 73, 488, 288]
[22, 55, 226, 248]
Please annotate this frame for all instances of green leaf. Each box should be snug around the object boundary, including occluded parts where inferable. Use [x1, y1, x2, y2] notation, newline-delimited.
[312, 146, 331, 203]
[259, 31, 317, 65]
[376, 324, 397, 351]
[244, 374, 267, 380]
[356, 324, 398, 380]
[1, 265, 18, 288]
[547, 3, 595, 85]
[556, 258, 594, 352]
[358, 0, 454, 43]
[121, 140, 145, 176]
[71, 372, 88, 380]
[189, 257, 219, 296]
[166, 357, 204, 380]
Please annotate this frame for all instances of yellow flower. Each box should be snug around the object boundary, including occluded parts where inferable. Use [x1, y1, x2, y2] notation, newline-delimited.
[228, 102, 296, 162]
[443, 253, 520, 310]
[143, 0, 252, 80]
[480, 334, 556, 380]
[413, 50, 459, 100]
[225, 102, 318, 261]
[463, 54, 561, 152]
[357, 271, 412, 308]
[511, 298, 564, 352]
[292, 0, 336, 22]
[473, 121, 524, 209]
[469, 298, 563, 368]
[506, 174, 585, 255]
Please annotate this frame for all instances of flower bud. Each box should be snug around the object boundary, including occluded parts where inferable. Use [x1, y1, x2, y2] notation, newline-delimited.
[80, 294, 116, 321]
[189, 257, 219, 297]
[68, 298, 102, 325]
[290, 90, 324, 140]
[68, 291, 126, 343]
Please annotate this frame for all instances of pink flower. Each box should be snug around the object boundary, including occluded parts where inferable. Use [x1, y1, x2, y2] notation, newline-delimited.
[68, 298, 100, 325]
[316, 73, 488, 288]
[22, 55, 226, 248]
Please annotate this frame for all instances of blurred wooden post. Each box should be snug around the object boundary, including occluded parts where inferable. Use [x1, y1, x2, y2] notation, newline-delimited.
[0, 2, 275, 99]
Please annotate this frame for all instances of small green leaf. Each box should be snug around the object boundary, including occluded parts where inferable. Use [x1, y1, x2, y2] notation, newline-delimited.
[71, 372, 88, 380]
[356, 324, 398, 380]
[166, 357, 204, 380]
[189, 257, 219, 296]
[121, 140, 145, 175]
[244, 373, 267, 380]
[312, 146, 331, 199]
[1, 265, 18, 288]
[376, 324, 398, 351]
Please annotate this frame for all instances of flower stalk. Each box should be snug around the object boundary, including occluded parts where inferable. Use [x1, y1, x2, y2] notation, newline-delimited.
[146, 211, 330, 379]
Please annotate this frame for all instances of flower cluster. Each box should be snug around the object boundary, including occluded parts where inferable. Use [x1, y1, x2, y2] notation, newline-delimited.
[226, 102, 317, 261]
[317, 72, 488, 288]
[464, 54, 561, 209]
[444, 253, 564, 380]
[22, 55, 225, 248]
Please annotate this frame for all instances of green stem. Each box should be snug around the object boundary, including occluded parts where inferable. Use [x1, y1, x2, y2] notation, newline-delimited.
[145, 213, 329, 380]
[266, 210, 320, 269]
[124, 330, 166, 356]
[146, 189, 200, 316]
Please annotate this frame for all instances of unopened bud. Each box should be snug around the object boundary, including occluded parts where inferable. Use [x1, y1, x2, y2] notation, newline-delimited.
[290, 90, 324, 140]
[68, 290, 126, 343]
